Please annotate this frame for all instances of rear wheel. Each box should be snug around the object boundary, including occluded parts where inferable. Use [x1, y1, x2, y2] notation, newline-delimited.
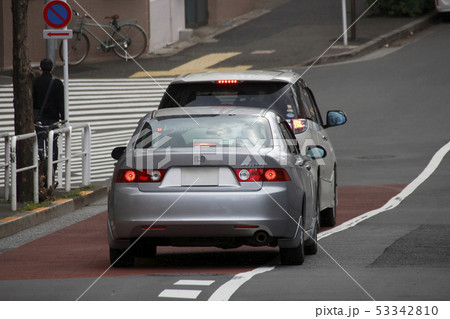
[305, 194, 319, 255]
[280, 236, 304, 265]
[304, 220, 318, 255]
[320, 168, 337, 227]
[37, 157, 55, 202]
[280, 228, 305, 265]
[110, 247, 134, 267]
[133, 242, 157, 258]
[112, 24, 147, 60]
[60, 31, 89, 66]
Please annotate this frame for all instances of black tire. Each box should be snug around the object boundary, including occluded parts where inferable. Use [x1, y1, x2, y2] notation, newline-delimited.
[59, 31, 89, 66]
[320, 168, 337, 227]
[304, 220, 318, 255]
[110, 247, 134, 267]
[42, 157, 56, 188]
[280, 231, 305, 265]
[305, 187, 319, 255]
[133, 242, 157, 258]
[112, 24, 147, 60]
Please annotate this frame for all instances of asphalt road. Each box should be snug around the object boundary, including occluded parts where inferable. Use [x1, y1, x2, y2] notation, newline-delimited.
[300, 24, 450, 186]
[0, 22, 449, 304]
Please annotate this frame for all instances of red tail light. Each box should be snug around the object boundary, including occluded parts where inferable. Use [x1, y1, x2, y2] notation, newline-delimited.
[235, 168, 290, 182]
[115, 169, 166, 183]
[123, 170, 136, 182]
[290, 119, 307, 134]
[194, 142, 217, 147]
[264, 169, 277, 181]
[216, 80, 239, 84]
[264, 168, 290, 181]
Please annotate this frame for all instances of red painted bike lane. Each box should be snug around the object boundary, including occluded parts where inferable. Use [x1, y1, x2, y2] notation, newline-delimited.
[0, 184, 404, 280]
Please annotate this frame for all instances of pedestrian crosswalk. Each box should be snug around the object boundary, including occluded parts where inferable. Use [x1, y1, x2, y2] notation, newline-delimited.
[158, 279, 216, 300]
[0, 77, 173, 186]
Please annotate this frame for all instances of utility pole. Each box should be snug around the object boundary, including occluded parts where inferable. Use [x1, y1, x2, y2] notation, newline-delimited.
[350, 0, 356, 42]
[341, 0, 348, 46]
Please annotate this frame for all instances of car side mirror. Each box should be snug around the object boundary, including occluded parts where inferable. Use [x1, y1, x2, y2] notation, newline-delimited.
[111, 146, 126, 160]
[306, 145, 327, 159]
[325, 110, 347, 128]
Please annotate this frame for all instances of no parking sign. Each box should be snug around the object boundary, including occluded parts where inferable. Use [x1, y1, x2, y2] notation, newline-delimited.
[42, 0, 72, 124]
[43, 0, 72, 29]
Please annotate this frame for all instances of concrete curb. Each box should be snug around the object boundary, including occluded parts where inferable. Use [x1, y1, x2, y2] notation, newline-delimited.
[0, 185, 108, 239]
[301, 13, 439, 66]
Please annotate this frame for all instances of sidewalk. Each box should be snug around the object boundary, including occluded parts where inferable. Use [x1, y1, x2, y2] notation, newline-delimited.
[0, 1, 439, 238]
[0, 184, 108, 239]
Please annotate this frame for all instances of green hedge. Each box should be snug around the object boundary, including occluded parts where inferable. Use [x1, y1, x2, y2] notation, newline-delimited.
[367, 0, 434, 17]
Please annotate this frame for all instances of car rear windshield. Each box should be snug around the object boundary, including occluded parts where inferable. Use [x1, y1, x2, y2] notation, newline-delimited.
[159, 81, 300, 117]
[134, 115, 272, 149]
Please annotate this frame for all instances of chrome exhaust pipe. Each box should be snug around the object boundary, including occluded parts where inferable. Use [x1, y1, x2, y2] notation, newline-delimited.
[254, 230, 270, 245]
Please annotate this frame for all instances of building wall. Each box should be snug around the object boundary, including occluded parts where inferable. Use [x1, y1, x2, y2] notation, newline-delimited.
[208, 0, 254, 26]
[1, 0, 256, 70]
[149, 0, 185, 52]
[1, 0, 48, 69]
[0, 0, 150, 70]
[0, 2, 7, 69]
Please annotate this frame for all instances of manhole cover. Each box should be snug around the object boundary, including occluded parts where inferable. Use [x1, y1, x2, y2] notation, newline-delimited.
[357, 154, 396, 160]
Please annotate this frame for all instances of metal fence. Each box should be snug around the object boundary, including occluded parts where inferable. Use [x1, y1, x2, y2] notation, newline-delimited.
[9, 132, 39, 211]
[0, 78, 170, 186]
[3, 124, 91, 211]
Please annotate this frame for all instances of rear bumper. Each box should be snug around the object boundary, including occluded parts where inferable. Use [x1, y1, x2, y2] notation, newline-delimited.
[108, 184, 303, 247]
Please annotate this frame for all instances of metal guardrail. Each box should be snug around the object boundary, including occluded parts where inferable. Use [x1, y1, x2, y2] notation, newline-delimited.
[1, 132, 13, 201]
[2, 123, 91, 211]
[48, 123, 91, 190]
[10, 132, 39, 211]
[1, 79, 171, 184]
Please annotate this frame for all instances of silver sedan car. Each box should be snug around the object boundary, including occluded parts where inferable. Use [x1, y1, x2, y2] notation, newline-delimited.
[108, 107, 326, 267]
[158, 70, 347, 227]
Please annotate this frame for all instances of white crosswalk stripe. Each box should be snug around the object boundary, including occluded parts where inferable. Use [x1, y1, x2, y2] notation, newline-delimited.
[158, 289, 202, 299]
[159, 279, 215, 299]
[0, 77, 173, 186]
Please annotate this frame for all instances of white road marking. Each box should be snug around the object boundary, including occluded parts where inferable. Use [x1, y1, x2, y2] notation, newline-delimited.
[157, 279, 215, 300]
[208, 141, 450, 300]
[208, 266, 275, 301]
[158, 289, 202, 299]
[319, 140, 450, 240]
[174, 280, 215, 286]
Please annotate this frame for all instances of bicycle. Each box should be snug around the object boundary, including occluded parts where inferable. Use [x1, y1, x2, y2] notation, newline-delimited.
[34, 120, 66, 201]
[59, 10, 148, 66]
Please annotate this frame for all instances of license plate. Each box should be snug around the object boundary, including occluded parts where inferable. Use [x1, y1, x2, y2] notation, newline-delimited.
[181, 167, 219, 186]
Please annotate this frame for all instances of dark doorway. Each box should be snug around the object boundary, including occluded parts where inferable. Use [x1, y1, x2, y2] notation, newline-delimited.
[185, 0, 208, 28]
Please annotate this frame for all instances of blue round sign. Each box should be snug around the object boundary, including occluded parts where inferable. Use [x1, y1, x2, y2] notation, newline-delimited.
[43, 1, 72, 29]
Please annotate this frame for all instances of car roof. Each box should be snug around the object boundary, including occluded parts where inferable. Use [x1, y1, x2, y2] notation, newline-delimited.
[170, 70, 304, 85]
[151, 106, 271, 119]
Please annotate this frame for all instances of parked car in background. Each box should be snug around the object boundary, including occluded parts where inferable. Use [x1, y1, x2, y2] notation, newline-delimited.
[108, 107, 326, 267]
[158, 70, 347, 227]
